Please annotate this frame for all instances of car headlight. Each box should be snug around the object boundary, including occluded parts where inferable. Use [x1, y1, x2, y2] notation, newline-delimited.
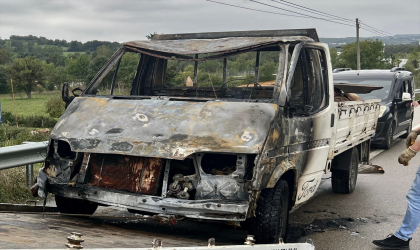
[379, 105, 388, 118]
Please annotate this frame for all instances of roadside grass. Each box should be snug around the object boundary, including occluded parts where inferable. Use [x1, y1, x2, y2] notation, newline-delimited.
[0, 163, 44, 203]
[0, 91, 59, 117]
[0, 92, 59, 203]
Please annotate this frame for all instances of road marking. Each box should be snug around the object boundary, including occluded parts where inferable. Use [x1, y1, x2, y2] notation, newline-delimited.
[370, 149, 384, 160]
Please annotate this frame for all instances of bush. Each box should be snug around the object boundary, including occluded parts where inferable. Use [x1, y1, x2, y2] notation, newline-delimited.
[1, 111, 14, 124]
[0, 124, 50, 147]
[0, 111, 56, 128]
[45, 95, 65, 118]
[17, 115, 57, 128]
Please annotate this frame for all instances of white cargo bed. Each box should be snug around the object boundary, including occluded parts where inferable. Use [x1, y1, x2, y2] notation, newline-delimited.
[331, 99, 381, 157]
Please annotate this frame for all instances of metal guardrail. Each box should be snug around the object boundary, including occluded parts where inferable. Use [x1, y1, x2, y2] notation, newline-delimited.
[0, 141, 48, 186]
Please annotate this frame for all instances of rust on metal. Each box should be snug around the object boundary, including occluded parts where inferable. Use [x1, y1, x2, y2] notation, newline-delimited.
[88, 154, 162, 195]
[140, 157, 163, 194]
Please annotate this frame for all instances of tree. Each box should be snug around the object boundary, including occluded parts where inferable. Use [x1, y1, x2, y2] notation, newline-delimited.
[0, 66, 9, 94]
[7, 56, 45, 98]
[65, 54, 90, 84]
[339, 39, 389, 69]
[329, 48, 344, 69]
[0, 49, 10, 65]
[259, 61, 277, 82]
[94, 45, 114, 59]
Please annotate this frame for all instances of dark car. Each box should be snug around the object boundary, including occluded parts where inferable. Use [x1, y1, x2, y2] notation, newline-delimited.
[333, 68, 415, 149]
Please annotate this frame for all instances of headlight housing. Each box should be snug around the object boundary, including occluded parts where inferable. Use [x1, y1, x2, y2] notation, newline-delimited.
[379, 105, 388, 118]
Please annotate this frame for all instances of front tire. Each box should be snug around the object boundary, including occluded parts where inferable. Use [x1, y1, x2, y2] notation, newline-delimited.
[381, 123, 394, 149]
[253, 179, 290, 244]
[55, 195, 98, 215]
[332, 147, 359, 194]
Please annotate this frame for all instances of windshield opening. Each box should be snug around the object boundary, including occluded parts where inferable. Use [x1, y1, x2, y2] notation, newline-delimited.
[333, 77, 393, 101]
[85, 46, 282, 102]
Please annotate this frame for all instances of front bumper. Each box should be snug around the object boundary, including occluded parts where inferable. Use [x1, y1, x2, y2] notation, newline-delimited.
[48, 182, 249, 221]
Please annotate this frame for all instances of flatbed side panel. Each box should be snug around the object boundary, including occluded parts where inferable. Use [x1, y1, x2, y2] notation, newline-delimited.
[333, 99, 380, 157]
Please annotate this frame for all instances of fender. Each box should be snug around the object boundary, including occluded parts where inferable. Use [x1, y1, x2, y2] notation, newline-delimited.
[266, 160, 295, 188]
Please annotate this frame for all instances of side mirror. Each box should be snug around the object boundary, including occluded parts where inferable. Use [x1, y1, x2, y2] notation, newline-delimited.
[61, 82, 74, 108]
[62, 82, 69, 102]
[402, 92, 412, 101]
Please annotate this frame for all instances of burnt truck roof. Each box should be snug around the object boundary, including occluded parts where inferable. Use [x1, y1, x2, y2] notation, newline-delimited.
[122, 29, 318, 59]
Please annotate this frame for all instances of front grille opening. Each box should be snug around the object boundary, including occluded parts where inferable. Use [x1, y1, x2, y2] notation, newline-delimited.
[201, 153, 237, 175]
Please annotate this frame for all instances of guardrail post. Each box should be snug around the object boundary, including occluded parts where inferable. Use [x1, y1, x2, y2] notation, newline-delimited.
[26, 164, 34, 187]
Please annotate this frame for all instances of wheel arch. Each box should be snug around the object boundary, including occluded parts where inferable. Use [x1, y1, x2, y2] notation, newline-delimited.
[331, 146, 359, 171]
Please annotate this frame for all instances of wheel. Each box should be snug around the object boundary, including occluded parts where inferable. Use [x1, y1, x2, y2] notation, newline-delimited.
[400, 118, 413, 138]
[55, 195, 98, 215]
[253, 179, 289, 244]
[381, 123, 394, 149]
[332, 147, 359, 194]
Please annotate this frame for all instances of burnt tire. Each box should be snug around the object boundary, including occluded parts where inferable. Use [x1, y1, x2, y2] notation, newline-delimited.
[331, 147, 359, 194]
[253, 179, 289, 244]
[55, 195, 98, 215]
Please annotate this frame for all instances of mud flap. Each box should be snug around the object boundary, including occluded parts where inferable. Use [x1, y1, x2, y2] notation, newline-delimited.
[294, 171, 323, 205]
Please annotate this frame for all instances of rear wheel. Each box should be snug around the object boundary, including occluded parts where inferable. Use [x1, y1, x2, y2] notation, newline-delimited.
[253, 179, 289, 244]
[332, 147, 359, 194]
[55, 195, 98, 215]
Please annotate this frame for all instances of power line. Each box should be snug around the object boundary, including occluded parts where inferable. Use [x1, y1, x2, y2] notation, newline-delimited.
[204, 0, 313, 19]
[206, 0, 413, 44]
[268, 0, 403, 39]
[249, 0, 355, 27]
[271, 0, 353, 23]
[361, 22, 394, 36]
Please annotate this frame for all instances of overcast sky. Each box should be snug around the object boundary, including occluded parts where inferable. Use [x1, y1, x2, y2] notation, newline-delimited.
[0, 0, 419, 43]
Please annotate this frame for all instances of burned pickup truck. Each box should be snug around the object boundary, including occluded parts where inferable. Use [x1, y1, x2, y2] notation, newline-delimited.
[35, 29, 380, 244]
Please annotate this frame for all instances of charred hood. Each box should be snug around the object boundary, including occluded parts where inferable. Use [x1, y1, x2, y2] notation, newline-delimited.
[51, 97, 278, 160]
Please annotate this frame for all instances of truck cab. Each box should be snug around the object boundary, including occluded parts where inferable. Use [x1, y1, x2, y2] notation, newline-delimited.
[35, 29, 380, 244]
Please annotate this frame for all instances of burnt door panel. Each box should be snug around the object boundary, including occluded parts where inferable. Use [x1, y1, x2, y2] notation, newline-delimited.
[286, 45, 332, 179]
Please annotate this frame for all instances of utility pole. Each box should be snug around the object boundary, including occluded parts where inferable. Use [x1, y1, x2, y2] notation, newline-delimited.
[356, 18, 361, 70]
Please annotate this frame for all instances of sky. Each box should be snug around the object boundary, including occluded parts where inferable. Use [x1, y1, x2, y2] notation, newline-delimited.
[0, 0, 419, 43]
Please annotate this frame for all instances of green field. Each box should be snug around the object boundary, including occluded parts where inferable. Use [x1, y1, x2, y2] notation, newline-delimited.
[0, 91, 60, 117]
[63, 51, 86, 56]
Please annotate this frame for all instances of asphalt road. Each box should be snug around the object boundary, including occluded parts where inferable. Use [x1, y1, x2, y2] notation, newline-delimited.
[1, 108, 420, 249]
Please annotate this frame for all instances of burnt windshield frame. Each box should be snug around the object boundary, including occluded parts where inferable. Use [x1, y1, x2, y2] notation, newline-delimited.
[83, 44, 289, 103]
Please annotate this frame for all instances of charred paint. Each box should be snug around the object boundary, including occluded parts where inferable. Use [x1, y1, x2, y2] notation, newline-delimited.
[68, 138, 101, 150]
[50, 98, 277, 159]
[111, 142, 134, 151]
[106, 128, 124, 134]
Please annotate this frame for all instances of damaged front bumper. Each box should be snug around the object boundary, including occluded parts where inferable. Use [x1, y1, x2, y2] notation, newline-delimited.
[47, 182, 249, 221]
